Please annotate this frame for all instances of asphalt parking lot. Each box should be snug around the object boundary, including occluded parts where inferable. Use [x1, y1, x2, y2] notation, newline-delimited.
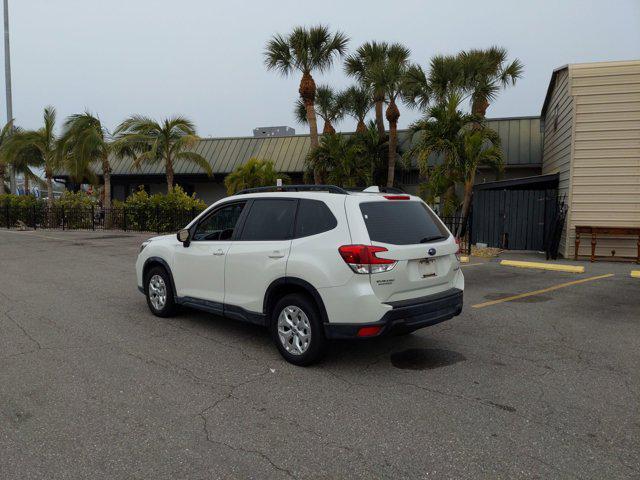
[1, 229, 639, 479]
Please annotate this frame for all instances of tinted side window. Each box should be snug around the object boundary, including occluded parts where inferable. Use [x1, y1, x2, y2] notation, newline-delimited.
[294, 199, 337, 238]
[193, 202, 246, 241]
[239, 199, 296, 241]
[360, 201, 449, 245]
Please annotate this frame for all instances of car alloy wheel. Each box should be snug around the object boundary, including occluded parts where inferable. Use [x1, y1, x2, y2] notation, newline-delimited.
[148, 274, 167, 311]
[277, 305, 312, 355]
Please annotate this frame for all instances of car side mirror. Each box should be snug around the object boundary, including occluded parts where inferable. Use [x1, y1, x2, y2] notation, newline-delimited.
[177, 228, 191, 247]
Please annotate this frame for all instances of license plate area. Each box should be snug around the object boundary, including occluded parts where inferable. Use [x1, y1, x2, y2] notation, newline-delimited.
[418, 258, 436, 278]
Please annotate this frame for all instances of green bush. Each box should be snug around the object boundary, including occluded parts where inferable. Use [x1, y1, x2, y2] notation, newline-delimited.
[118, 186, 206, 232]
[0, 186, 206, 232]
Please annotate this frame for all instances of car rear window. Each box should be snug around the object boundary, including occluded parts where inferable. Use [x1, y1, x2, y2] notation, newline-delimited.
[359, 201, 449, 245]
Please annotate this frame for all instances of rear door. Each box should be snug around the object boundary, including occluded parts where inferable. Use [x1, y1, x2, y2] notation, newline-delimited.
[224, 198, 297, 316]
[354, 198, 458, 302]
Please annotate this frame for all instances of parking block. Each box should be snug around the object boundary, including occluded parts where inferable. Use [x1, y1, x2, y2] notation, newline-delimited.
[632, 270, 640, 278]
[500, 259, 585, 274]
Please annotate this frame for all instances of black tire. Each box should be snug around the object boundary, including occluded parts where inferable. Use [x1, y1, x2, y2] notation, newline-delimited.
[144, 266, 178, 317]
[270, 293, 326, 366]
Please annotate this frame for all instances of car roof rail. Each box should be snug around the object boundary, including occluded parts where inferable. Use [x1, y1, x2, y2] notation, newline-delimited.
[232, 184, 350, 196]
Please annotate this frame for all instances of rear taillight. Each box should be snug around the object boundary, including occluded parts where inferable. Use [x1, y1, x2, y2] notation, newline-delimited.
[338, 245, 397, 274]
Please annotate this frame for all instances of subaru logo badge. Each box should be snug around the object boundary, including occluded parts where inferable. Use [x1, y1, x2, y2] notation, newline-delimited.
[428, 248, 436, 256]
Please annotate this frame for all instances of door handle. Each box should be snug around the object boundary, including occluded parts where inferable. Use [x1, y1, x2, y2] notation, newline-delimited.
[268, 250, 285, 259]
[212, 249, 225, 256]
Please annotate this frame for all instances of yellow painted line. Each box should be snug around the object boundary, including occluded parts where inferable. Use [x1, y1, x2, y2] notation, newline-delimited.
[631, 270, 640, 278]
[461, 262, 485, 268]
[459, 256, 470, 263]
[0, 229, 69, 241]
[500, 259, 585, 274]
[472, 273, 614, 309]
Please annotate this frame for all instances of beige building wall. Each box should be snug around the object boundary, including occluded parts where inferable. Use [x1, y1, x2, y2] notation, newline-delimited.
[541, 68, 574, 256]
[542, 60, 640, 259]
[569, 61, 640, 259]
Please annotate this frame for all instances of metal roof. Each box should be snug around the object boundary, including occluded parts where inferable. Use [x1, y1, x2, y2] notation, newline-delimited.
[104, 116, 542, 176]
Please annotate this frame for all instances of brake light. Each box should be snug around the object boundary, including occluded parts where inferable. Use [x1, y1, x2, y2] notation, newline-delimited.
[338, 245, 397, 274]
[383, 195, 410, 200]
[357, 326, 383, 337]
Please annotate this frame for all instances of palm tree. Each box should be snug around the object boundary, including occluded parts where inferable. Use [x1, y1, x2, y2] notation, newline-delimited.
[0, 120, 15, 192]
[224, 158, 290, 195]
[295, 85, 345, 134]
[457, 46, 523, 117]
[456, 126, 503, 229]
[58, 113, 121, 208]
[338, 86, 373, 134]
[264, 25, 349, 183]
[403, 54, 464, 110]
[114, 115, 212, 192]
[409, 94, 503, 234]
[2, 107, 58, 205]
[362, 43, 411, 187]
[344, 41, 389, 139]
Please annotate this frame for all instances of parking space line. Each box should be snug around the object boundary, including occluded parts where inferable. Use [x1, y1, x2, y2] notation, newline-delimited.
[0, 229, 70, 241]
[461, 262, 485, 267]
[472, 273, 615, 309]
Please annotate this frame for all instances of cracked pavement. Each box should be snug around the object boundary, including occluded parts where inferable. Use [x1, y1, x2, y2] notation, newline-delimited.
[1, 229, 639, 479]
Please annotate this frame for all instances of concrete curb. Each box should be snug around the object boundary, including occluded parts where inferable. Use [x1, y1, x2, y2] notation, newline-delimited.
[500, 259, 585, 274]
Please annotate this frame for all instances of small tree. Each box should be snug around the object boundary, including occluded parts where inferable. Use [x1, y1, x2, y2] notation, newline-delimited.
[295, 85, 345, 134]
[224, 158, 289, 195]
[306, 134, 371, 188]
[338, 86, 373, 134]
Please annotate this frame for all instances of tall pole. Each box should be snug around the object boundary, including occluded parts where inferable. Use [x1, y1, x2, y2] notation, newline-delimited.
[3, 0, 15, 193]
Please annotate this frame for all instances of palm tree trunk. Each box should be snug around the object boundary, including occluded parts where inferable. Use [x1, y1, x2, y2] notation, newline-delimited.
[0, 172, 5, 192]
[322, 121, 335, 135]
[299, 71, 321, 184]
[374, 99, 385, 139]
[306, 103, 322, 183]
[166, 160, 174, 193]
[385, 100, 400, 188]
[457, 179, 474, 238]
[356, 120, 366, 134]
[45, 173, 53, 207]
[24, 175, 29, 194]
[102, 156, 112, 209]
[387, 121, 398, 187]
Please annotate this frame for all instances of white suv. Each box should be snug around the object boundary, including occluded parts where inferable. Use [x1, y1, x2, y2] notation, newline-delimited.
[136, 185, 464, 365]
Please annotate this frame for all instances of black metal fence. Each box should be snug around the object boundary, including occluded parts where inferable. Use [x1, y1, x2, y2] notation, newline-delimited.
[1, 204, 201, 233]
[2, 203, 472, 254]
[440, 213, 472, 255]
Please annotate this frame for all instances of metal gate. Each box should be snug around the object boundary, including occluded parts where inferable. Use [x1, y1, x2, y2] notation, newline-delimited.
[471, 188, 557, 250]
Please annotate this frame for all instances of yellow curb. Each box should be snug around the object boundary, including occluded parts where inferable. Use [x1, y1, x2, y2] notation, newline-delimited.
[500, 259, 585, 274]
[459, 256, 470, 263]
[631, 270, 640, 278]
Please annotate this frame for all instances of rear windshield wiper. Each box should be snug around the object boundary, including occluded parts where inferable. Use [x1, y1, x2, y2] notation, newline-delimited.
[419, 235, 446, 243]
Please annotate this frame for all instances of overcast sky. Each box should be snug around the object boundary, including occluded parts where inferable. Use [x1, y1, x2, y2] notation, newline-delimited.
[3, 0, 640, 137]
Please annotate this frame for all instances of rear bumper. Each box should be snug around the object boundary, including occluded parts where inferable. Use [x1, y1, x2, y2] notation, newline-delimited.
[325, 288, 463, 339]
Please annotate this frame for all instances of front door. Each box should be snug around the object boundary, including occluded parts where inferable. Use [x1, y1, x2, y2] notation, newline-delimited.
[172, 201, 247, 309]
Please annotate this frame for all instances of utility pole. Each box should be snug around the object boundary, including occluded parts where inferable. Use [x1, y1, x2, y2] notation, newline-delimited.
[3, 0, 15, 193]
